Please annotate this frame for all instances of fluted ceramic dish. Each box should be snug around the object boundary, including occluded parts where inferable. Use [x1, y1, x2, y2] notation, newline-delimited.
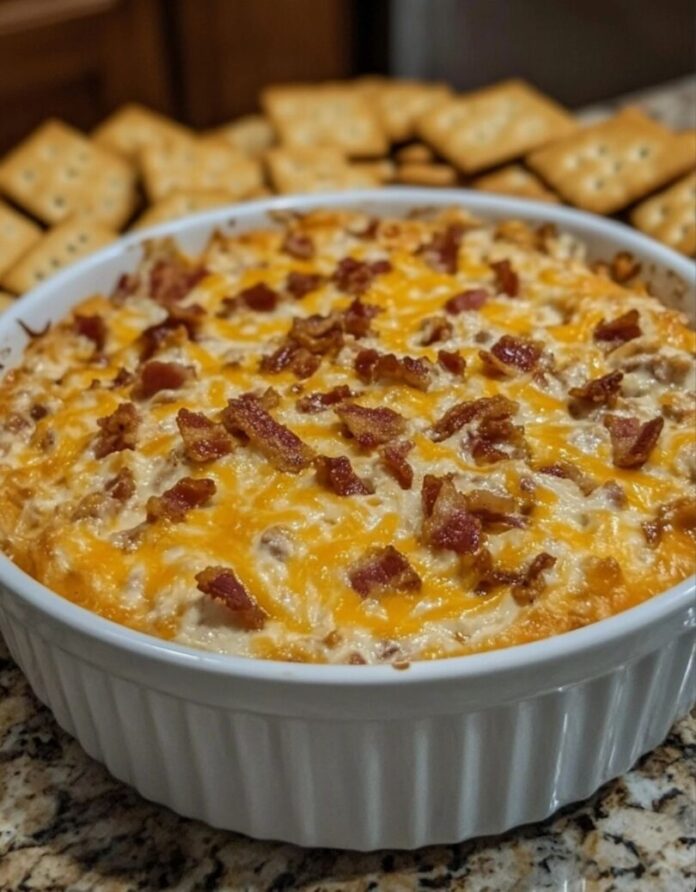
[0, 189, 694, 850]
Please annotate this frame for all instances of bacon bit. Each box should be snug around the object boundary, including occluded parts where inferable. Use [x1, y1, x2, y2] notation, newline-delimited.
[490, 259, 519, 296]
[437, 349, 466, 376]
[94, 402, 140, 458]
[110, 367, 134, 389]
[332, 256, 392, 295]
[538, 461, 597, 496]
[421, 473, 451, 517]
[600, 480, 627, 508]
[642, 496, 696, 545]
[131, 361, 193, 399]
[594, 309, 642, 345]
[290, 313, 344, 355]
[195, 566, 267, 630]
[260, 343, 321, 379]
[146, 476, 216, 522]
[111, 272, 140, 304]
[480, 335, 542, 376]
[149, 258, 207, 305]
[221, 393, 314, 473]
[350, 217, 379, 240]
[343, 298, 380, 338]
[348, 545, 422, 598]
[511, 553, 557, 605]
[603, 414, 664, 468]
[139, 303, 205, 360]
[29, 404, 48, 421]
[296, 384, 354, 413]
[444, 289, 489, 314]
[568, 370, 623, 416]
[379, 440, 414, 489]
[105, 467, 135, 502]
[354, 349, 433, 390]
[335, 401, 407, 449]
[419, 315, 453, 345]
[610, 251, 641, 284]
[464, 489, 526, 531]
[74, 314, 107, 352]
[239, 282, 280, 312]
[286, 271, 324, 299]
[431, 394, 518, 442]
[469, 414, 527, 465]
[314, 455, 374, 496]
[422, 478, 482, 554]
[176, 408, 234, 462]
[417, 224, 464, 274]
[18, 319, 50, 339]
[281, 231, 315, 260]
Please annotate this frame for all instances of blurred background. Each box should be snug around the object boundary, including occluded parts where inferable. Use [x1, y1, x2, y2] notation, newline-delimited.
[0, 0, 694, 152]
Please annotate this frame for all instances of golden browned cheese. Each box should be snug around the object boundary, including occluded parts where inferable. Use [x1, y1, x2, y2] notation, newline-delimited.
[0, 209, 694, 664]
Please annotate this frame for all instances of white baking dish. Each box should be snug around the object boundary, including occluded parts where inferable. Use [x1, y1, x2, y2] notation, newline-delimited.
[0, 189, 694, 850]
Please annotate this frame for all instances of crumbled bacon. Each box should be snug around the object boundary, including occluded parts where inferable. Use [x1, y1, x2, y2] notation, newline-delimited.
[419, 315, 453, 345]
[335, 401, 407, 448]
[139, 303, 205, 360]
[464, 489, 526, 531]
[421, 477, 482, 554]
[111, 272, 140, 304]
[417, 224, 464, 274]
[568, 370, 623, 415]
[221, 393, 314, 473]
[332, 257, 392, 295]
[281, 231, 315, 260]
[437, 349, 466, 376]
[74, 314, 107, 352]
[444, 289, 489, 314]
[146, 476, 216, 522]
[348, 545, 422, 597]
[469, 413, 527, 465]
[195, 566, 267, 630]
[94, 402, 140, 458]
[290, 313, 344, 355]
[149, 258, 207, 305]
[353, 349, 432, 390]
[314, 455, 374, 496]
[379, 439, 414, 489]
[295, 384, 354, 413]
[430, 394, 518, 442]
[131, 361, 193, 399]
[594, 309, 642, 345]
[342, 298, 380, 338]
[240, 283, 280, 312]
[110, 367, 134, 389]
[490, 259, 519, 296]
[610, 251, 641, 284]
[538, 461, 597, 496]
[510, 553, 557, 605]
[480, 335, 542, 376]
[176, 408, 234, 462]
[260, 343, 321, 379]
[603, 414, 664, 468]
[105, 467, 135, 501]
[642, 496, 696, 545]
[286, 271, 324, 299]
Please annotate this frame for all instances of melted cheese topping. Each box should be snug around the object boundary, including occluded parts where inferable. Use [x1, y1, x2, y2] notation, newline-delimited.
[0, 209, 694, 665]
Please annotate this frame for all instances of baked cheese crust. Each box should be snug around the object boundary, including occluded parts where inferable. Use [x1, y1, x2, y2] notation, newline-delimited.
[0, 209, 694, 665]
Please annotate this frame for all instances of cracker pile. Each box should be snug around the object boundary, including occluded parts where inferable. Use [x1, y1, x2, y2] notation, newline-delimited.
[0, 78, 693, 312]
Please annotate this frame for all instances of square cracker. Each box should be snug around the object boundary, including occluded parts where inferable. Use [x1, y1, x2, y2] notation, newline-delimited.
[0, 119, 137, 229]
[139, 139, 263, 203]
[418, 79, 576, 174]
[527, 109, 696, 214]
[205, 114, 276, 157]
[0, 290, 15, 312]
[132, 189, 237, 229]
[265, 146, 380, 194]
[93, 103, 194, 161]
[262, 83, 388, 157]
[472, 164, 560, 202]
[0, 201, 42, 276]
[631, 172, 696, 256]
[357, 77, 452, 143]
[2, 216, 116, 294]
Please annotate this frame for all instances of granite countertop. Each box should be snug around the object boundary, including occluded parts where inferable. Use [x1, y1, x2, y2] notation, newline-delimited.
[1, 78, 695, 891]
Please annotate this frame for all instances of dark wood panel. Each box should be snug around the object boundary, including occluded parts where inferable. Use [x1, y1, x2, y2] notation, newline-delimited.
[173, 0, 354, 127]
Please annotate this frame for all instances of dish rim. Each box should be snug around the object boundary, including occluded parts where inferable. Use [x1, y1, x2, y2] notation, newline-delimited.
[0, 186, 694, 685]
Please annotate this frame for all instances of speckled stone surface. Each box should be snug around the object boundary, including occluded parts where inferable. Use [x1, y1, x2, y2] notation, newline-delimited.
[1, 635, 694, 892]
